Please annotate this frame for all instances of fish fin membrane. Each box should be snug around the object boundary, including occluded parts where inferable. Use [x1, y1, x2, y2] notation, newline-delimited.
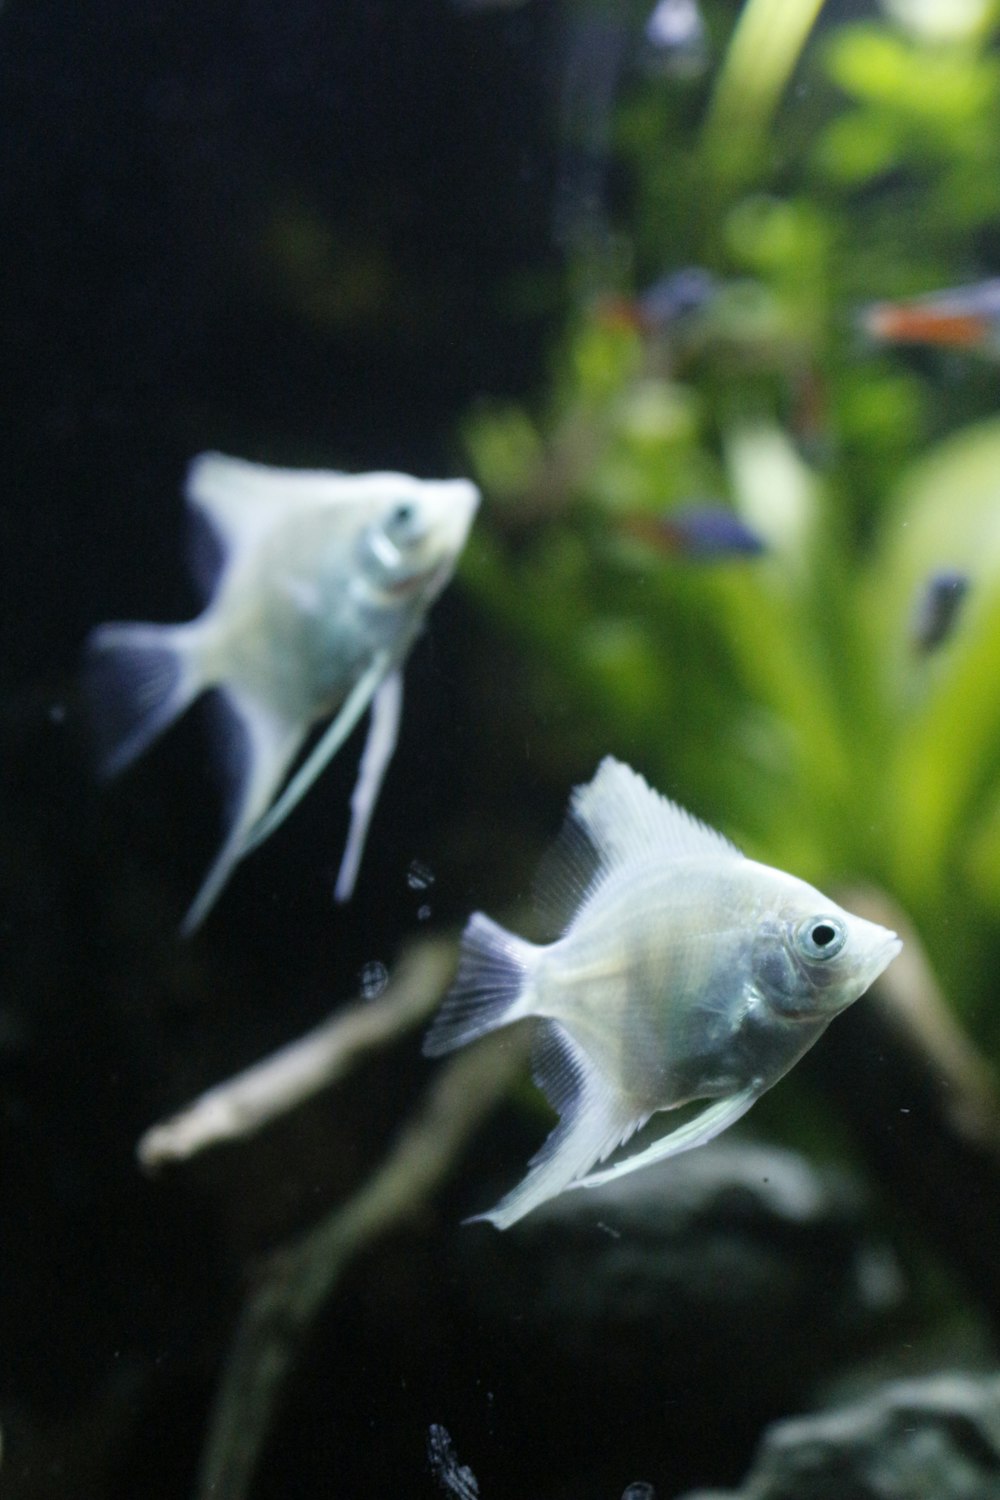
[468, 1021, 639, 1231]
[422, 914, 537, 1058]
[180, 687, 305, 937]
[185, 452, 347, 557]
[334, 667, 402, 903]
[535, 757, 742, 937]
[568, 1084, 760, 1193]
[83, 621, 201, 779]
[531, 808, 602, 940]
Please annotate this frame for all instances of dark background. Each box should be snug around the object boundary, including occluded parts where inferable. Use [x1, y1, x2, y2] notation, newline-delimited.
[0, 2, 898, 1498]
[0, 0, 562, 1493]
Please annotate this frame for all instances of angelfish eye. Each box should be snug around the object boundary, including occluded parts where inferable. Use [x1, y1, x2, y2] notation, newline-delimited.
[385, 501, 424, 544]
[795, 915, 847, 961]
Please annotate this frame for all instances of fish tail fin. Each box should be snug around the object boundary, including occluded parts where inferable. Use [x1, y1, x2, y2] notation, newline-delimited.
[83, 620, 204, 779]
[469, 1022, 639, 1231]
[422, 914, 539, 1058]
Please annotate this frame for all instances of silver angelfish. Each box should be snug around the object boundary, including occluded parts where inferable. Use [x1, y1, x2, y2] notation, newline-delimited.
[86, 453, 479, 934]
[424, 757, 901, 1230]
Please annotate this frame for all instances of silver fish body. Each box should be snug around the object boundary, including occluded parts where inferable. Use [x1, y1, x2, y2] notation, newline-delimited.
[197, 500, 440, 716]
[86, 455, 479, 932]
[424, 758, 901, 1229]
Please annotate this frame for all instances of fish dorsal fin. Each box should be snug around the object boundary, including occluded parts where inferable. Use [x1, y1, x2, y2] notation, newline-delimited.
[575, 757, 741, 865]
[534, 757, 741, 937]
[184, 452, 348, 554]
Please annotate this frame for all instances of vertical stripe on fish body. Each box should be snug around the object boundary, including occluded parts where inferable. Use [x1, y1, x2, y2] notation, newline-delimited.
[85, 454, 479, 932]
[424, 758, 901, 1229]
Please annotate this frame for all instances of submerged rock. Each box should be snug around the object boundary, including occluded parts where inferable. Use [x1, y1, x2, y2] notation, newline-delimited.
[438, 1139, 907, 1496]
[678, 1372, 1000, 1500]
[458, 1139, 904, 1376]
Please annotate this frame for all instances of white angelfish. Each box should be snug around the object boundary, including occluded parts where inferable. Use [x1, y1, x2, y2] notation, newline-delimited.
[424, 758, 901, 1230]
[86, 453, 479, 934]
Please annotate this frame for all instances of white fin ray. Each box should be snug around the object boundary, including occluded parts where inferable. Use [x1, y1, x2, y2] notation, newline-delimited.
[184, 452, 350, 558]
[84, 620, 204, 779]
[467, 1023, 640, 1230]
[244, 649, 394, 855]
[534, 756, 741, 937]
[181, 689, 306, 936]
[334, 667, 403, 902]
[423, 914, 537, 1058]
[566, 1084, 760, 1194]
[574, 756, 742, 869]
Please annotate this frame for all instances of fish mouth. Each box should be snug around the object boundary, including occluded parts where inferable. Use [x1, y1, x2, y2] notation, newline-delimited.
[869, 930, 903, 979]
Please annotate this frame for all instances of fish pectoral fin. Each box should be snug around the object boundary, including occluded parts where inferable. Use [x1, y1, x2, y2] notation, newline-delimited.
[333, 666, 403, 903]
[180, 690, 305, 937]
[566, 1084, 760, 1193]
[466, 1023, 638, 1231]
[243, 650, 394, 856]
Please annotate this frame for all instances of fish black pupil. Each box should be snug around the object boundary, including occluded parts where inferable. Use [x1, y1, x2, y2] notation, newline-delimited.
[392, 504, 414, 526]
[811, 923, 837, 948]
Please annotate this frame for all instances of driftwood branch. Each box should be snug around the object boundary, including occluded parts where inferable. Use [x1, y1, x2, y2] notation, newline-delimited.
[811, 887, 1000, 1330]
[193, 1026, 529, 1500]
[137, 938, 456, 1168]
[840, 887, 1000, 1151]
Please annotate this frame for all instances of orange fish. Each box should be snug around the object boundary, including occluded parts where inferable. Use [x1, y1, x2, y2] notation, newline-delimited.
[862, 280, 1000, 355]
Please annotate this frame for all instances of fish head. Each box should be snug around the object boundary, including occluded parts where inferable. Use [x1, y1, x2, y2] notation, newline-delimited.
[751, 880, 902, 1021]
[356, 475, 480, 602]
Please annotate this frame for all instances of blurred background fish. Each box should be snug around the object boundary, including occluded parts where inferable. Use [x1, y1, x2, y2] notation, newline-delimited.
[623, 502, 766, 561]
[85, 455, 479, 934]
[862, 280, 1000, 357]
[596, 267, 719, 336]
[910, 568, 971, 653]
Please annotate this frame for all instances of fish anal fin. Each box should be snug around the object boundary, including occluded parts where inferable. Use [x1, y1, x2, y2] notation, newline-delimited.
[567, 1084, 760, 1195]
[243, 650, 393, 857]
[333, 666, 402, 903]
[180, 688, 305, 936]
[467, 1022, 639, 1230]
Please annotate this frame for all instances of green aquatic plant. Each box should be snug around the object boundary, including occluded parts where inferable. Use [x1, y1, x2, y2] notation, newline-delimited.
[458, 0, 1000, 1059]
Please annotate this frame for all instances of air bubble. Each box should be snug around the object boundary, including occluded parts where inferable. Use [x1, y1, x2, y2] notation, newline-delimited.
[407, 860, 435, 891]
[359, 961, 388, 1000]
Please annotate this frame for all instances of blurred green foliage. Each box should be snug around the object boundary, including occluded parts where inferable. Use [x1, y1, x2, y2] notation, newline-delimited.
[457, 0, 1000, 1052]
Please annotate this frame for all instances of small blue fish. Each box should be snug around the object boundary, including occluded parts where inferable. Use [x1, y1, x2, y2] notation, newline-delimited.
[910, 568, 970, 653]
[862, 280, 1000, 357]
[599, 267, 717, 336]
[658, 504, 766, 559]
[86, 454, 479, 933]
[625, 504, 766, 561]
[424, 759, 900, 1229]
